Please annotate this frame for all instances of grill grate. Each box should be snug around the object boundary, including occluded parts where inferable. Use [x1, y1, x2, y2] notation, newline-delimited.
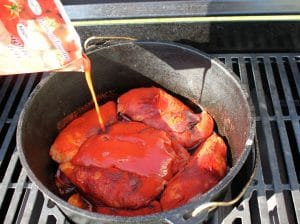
[0, 53, 299, 224]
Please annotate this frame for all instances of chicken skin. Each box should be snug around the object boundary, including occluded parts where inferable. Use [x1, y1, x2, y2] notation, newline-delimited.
[60, 162, 165, 209]
[50, 101, 117, 163]
[99, 121, 190, 175]
[72, 121, 190, 180]
[118, 87, 214, 148]
[160, 134, 227, 210]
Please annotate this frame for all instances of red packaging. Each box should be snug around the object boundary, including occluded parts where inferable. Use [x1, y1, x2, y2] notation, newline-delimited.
[0, 0, 83, 75]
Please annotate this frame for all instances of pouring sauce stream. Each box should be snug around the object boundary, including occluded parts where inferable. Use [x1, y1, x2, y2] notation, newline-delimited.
[82, 53, 106, 132]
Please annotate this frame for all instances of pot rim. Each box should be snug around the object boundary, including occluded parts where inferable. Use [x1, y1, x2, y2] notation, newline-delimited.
[17, 40, 256, 223]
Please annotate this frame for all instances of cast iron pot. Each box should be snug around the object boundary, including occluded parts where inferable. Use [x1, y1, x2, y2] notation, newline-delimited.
[17, 41, 255, 224]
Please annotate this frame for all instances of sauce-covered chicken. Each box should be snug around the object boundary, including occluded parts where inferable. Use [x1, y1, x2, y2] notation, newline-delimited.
[72, 121, 189, 180]
[160, 134, 227, 210]
[50, 87, 227, 216]
[50, 101, 117, 163]
[118, 87, 214, 148]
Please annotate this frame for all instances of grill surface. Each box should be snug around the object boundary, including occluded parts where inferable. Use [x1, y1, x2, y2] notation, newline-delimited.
[0, 53, 300, 224]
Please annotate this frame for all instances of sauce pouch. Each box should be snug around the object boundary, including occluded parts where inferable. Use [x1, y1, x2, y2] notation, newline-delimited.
[0, 0, 83, 75]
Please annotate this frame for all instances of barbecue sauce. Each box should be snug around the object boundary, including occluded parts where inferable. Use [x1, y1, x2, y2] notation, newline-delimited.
[71, 121, 176, 180]
[82, 53, 105, 132]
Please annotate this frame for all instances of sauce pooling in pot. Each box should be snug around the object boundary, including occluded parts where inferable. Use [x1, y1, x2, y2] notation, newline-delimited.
[82, 53, 105, 132]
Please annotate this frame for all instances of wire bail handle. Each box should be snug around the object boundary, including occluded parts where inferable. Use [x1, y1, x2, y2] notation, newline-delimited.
[84, 36, 137, 53]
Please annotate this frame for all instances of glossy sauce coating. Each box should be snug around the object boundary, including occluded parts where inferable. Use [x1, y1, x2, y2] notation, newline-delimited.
[49, 101, 117, 163]
[60, 162, 165, 209]
[160, 134, 227, 210]
[118, 87, 214, 148]
[72, 121, 178, 180]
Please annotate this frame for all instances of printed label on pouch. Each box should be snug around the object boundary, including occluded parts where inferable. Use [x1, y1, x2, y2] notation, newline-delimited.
[0, 0, 83, 75]
[28, 0, 42, 15]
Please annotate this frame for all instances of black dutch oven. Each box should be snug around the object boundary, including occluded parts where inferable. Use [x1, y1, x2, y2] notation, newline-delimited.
[17, 41, 255, 224]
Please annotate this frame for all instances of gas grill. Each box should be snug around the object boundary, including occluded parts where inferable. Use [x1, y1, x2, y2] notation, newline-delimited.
[1, 1, 300, 223]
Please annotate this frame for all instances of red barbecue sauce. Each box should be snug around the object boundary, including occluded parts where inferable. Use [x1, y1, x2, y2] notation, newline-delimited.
[71, 122, 176, 180]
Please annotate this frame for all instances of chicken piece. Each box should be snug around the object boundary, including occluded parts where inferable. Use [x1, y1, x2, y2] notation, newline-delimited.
[68, 193, 93, 211]
[108, 121, 190, 175]
[108, 121, 149, 135]
[171, 111, 214, 148]
[170, 139, 191, 175]
[118, 87, 214, 148]
[50, 101, 117, 163]
[71, 121, 190, 180]
[96, 201, 161, 216]
[110, 121, 190, 175]
[160, 134, 227, 210]
[60, 162, 165, 209]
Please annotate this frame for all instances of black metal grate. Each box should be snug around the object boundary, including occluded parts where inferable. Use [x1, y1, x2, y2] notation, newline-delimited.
[0, 53, 300, 224]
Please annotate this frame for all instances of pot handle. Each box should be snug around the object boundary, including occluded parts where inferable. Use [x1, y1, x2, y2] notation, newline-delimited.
[186, 137, 258, 219]
[83, 36, 136, 53]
